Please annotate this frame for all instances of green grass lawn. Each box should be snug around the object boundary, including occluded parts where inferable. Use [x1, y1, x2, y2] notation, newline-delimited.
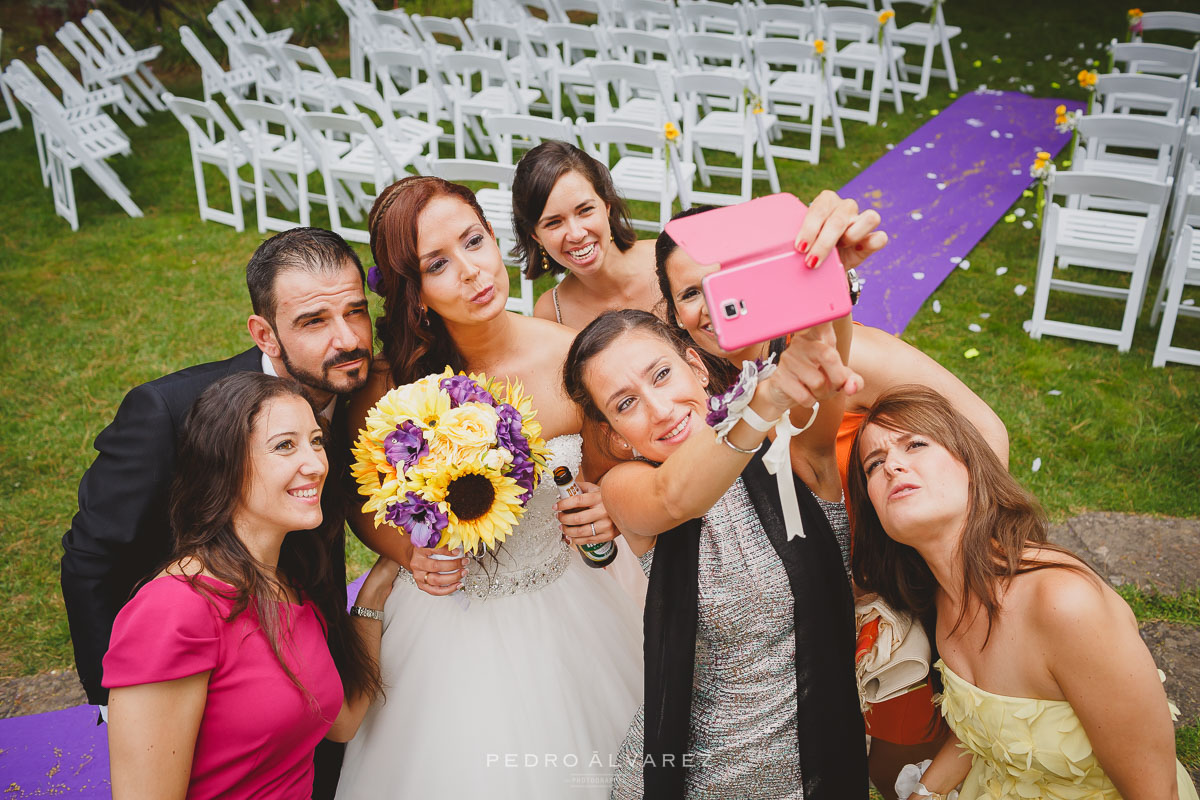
[1, 0, 1197, 765]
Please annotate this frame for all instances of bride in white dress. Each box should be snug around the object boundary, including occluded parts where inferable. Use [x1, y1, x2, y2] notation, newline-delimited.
[336, 176, 643, 798]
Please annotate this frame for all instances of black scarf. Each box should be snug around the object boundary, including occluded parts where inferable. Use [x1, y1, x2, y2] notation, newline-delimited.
[642, 449, 868, 799]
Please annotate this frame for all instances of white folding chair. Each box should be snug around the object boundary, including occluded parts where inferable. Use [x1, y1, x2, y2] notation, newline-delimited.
[335, 0, 376, 81]
[620, 0, 680, 31]
[882, 0, 959, 100]
[1094, 73, 1189, 119]
[676, 31, 753, 74]
[466, 19, 556, 115]
[438, 51, 540, 159]
[36, 46, 128, 126]
[229, 98, 329, 234]
[217, 0, 293, 46]
[541, 22, 613, 119]
[298, 110, 427, 243]
[0, 29, 21, 133]
[179, 25, 256, 111]
[274, 42, 342, 110]
[823, 6, 905, 126]
[6, 57, 128, 190]
[80, 9, 166, 111]
[483, 112, 577, 164]
[163, 92, 265, 232]
[426, 158, 535, 315]
[336, 77, 442, 161]
[367, 48, 453, 156]
[556, 0, 616, 26]
[3, 59, 141, 230]
[744, 3, 823, 41]
[604, 27, 682, 68]
[1132, 11, 1200, 44]
[676, 0, 748, 35]
[56, 21, 150, 126]
[519, 0, 568, 23]
[1153, 223, 1200, 367]
[674, 70, 779, 205]
[411, 14, 476, 52]
[1110, 40, 1200, 84]
[589, 60, 681, 129]
[752, 36, 845, 164]
[1071, 114, 1183, 187]
[576, 118, 694, 230]
[1029, 170, 1172, 352]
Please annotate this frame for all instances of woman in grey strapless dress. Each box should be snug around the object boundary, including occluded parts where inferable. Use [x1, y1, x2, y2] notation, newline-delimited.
[563, 310, 868, 800]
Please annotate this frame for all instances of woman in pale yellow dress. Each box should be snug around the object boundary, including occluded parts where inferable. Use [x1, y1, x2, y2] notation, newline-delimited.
[847, 385, 1198, 800]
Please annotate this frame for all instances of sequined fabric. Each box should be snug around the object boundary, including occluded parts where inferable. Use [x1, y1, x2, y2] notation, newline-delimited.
[393, 435, 580, 600]
[611, 480, 852, 800]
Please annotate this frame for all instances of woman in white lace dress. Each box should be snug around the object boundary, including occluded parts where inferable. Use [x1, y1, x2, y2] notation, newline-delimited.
[335, 177, 643, 798]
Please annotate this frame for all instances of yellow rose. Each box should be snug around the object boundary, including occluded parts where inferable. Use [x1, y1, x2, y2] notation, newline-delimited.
[1037, 151, 1051, 160]
[430, 403, 499, 462]
[1055, 104, 1066, 115]
[813, 38, 825, 54]
[1128, 8, 1142, 17]
[663, 121, 680, 141]
[878, 9, 894, 23]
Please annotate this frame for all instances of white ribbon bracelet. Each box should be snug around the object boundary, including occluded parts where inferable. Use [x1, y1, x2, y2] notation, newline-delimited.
[761, 403, 819, 540]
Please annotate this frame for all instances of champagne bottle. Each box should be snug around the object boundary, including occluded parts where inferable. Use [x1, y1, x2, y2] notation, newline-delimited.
[552, 466, 618, 568]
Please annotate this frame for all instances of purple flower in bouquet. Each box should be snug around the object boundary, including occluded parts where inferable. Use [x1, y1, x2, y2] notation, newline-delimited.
[495, 403, 530, 457]
[384, 421, 428, 470]
[366, 264, 383, 294]
[509, 452, 537, 502]
[440, 374, 496, 407]
[385, 492, 449, 548]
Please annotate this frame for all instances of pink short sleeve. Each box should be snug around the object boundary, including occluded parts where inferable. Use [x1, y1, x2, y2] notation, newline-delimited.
[103, 576, 222, 688]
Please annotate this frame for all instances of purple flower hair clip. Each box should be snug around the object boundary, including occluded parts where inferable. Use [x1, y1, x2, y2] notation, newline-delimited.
[366, 264, 383, 295]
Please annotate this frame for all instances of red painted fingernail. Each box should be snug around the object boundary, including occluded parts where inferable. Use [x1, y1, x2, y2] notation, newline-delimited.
[798, 240, 810, 254]
[806, 254, 819, 269]
[855, 244, 864, 251]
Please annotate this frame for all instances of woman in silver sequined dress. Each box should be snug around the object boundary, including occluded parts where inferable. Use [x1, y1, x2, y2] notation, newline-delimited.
[563, 310, 870, 800]
[335, 177, 643, 798]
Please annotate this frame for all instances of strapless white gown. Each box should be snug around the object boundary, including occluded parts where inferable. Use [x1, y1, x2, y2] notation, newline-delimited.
[336, 435, 644, 798]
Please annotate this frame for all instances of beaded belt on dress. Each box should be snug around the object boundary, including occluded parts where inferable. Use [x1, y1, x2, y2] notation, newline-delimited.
[396, 543, 573, 599]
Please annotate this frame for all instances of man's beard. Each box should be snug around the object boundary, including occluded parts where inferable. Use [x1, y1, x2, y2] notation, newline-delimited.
[279, 344, 371, 399]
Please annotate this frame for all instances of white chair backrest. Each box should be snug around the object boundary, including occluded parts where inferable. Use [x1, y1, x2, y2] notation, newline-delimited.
[163, 92, 251, 157]
[520, 0, 569, 23]
[80, 9, 135, 61]
[576, 118, 667, 158]
[5, 58, 62, 111]
[556, 0, 614, 25]
[676, 0, 747, 35]
[745, 3, 822, 40]
[484, 112, 576, 162]
[543, 22, 611, 61]
[752, 35, 824, 70]
[1046, 169, 1171, 211]
[823, 6, 884, 44]
[1075, 113, 1183, 181]
[365, 10, 423, 51]
[620, 0, 680, 30]
[677, 31, 752, 70]
[369, 48, 451, 110]
[1137, 11, 1200, 38]
[221, 0, 271, 40]
[429, 157, 517, 187]
[605, 27, 680, 66]
[56, 21, 114, 80]
[411, 14, 475, 51]
[1095, 72, 1190, 118]
[36, 46, 90, 105]
[1110, 40, 1200, 82]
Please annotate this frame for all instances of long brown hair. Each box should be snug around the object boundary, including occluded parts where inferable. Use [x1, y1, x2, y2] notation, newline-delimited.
[511, 139, 638, 280]
[168, 373, 381, 706]
[368, 176, 490, 386]
[848, 385, 1088, 642]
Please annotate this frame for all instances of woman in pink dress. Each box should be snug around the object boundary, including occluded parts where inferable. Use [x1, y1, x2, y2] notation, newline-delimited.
[103, 372, 399, 799]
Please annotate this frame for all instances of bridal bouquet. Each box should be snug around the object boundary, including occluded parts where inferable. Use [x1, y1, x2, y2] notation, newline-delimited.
[351, 368, 550, 556]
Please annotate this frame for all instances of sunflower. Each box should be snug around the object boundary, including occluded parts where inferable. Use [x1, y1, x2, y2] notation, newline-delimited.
[420, 463, 527, 554]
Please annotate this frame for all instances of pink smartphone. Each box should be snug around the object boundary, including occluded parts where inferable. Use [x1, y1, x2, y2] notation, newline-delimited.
[665, 193, 852, 352]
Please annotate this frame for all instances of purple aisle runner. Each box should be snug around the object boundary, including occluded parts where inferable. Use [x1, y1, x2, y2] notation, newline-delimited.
[0, 704, 109, 797]
[840, 89, 1083, 334]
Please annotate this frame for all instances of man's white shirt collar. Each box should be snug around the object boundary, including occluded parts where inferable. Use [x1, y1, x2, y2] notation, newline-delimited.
[261, 351, 336, 422]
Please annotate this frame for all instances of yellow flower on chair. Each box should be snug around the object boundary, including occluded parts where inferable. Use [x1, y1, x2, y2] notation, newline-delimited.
[878, 9, 895, 24]
[813, 38, 825, 55]
[663, 122, 680, 142]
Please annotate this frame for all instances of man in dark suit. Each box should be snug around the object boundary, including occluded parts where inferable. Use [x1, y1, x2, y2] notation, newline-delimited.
[60, 227, 372, 799]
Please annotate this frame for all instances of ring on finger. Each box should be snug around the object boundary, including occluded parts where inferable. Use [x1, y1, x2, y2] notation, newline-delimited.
[590, 522, 596, 537]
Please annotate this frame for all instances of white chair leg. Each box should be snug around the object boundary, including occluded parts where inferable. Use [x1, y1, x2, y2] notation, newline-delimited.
[1029, 205, 1060, 339]
[1119, 256, 1153, 352]
[939, 31, 958, 92]
[1153, 232, 1194, 367]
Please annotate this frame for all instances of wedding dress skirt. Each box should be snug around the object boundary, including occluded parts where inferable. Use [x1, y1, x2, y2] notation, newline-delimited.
[336, 435, 644, 799]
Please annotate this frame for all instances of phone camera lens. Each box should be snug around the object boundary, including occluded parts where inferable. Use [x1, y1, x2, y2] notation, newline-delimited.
[721, 301, 739, 319]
